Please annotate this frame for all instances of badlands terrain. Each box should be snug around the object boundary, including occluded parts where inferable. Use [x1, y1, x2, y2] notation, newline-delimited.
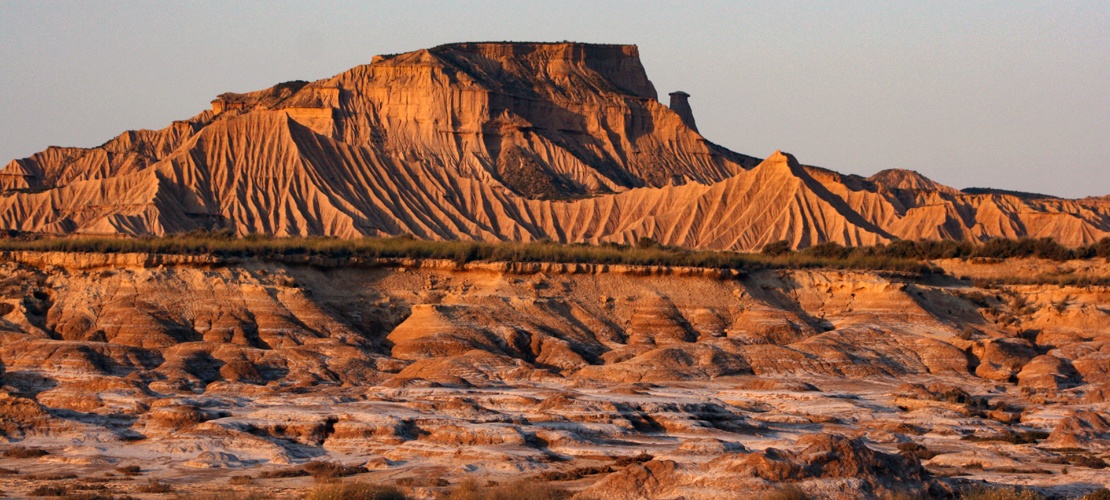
[0, 41, 1109, 499]
[0, 249, 1108, 498]
[1, 42, 1109, 248]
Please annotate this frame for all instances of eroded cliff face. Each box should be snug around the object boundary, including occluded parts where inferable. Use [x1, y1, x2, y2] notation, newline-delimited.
[1, 41, 1109, 248]
[0, 254, 1108, 497]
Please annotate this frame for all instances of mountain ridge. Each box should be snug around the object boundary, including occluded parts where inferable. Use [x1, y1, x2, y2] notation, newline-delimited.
[2, 41, 1108, 249]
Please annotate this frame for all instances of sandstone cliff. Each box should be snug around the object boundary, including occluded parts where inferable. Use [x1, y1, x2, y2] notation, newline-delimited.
[2, 42, 1108, 249]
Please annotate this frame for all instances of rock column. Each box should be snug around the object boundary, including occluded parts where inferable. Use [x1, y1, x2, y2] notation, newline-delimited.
[668, 91, 699, 133]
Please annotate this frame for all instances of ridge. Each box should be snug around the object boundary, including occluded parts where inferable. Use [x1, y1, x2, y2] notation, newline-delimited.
[0, 43, 1107, 249]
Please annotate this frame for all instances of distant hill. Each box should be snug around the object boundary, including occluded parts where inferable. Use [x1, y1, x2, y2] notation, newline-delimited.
[1, 41, 1108, 249]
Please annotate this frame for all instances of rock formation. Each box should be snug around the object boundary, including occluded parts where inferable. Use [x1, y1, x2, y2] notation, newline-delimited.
[0, 252, 1107, 497]
[1, 41, 1107, 248]
[668, 91, 698, 132]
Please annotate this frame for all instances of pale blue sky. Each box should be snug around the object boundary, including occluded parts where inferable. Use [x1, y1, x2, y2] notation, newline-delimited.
[1, 1, 1107, 197]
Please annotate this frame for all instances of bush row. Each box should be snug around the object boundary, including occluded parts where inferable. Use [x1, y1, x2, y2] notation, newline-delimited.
[1, 232, 1107, 273]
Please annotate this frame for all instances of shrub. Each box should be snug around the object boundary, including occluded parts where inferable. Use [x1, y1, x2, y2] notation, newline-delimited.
[538, 465, 612, 481]
[612, 452, 654, 467]
[761, 240, 792, 256]
[1066, 454, 1108, 469]
[437, 479, 570, 500]
[803, 242, 850, 259]
[24, 473, 78, 480]
[962, 430, 1049, 444]
[765, 485, 809, 500]
[1082, 489, 1110, 500]
[28, 485, 69, 497]
[957, 326, 979, 340]
[115, 465, 141, 476]
[306, 481, 408, 500]
[303, 460, 366, 480]
[3, 446, 49, 458]
[960, 485, 1045, 500]
[256, 467, 309, 479]
[136, 480, 174, 493]
[896, 442, 937, 460]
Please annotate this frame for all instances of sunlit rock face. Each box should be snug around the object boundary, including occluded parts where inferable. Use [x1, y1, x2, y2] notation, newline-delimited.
[2, 42, 1108, 249]
[0, 253, 1108, 497]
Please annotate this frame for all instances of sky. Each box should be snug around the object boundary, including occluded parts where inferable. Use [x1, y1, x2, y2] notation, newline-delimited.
[1, 1, 1107, 198]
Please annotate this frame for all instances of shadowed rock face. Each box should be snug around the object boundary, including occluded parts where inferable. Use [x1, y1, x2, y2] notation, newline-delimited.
[668, 91, 698, 132]
[0, 253, 1108, 497]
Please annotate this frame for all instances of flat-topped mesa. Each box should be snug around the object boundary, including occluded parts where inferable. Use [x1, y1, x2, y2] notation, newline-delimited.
[668, 91, 698, 132]
[429, 41, 658, 100]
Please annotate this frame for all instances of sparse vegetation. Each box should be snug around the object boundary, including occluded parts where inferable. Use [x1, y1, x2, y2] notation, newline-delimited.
[960, 485, 1045, 500]
[3, 233, 1107, 276]
[0, 233, 934, 274]
[302, 460, 366, 480]
[961, 430, 1050, 444]
[115, 465, 141, 476]
[24, 472, 78, 481]
[1045, 453, 1109, 469]
[896, 442, 937, 460]
[256, 467, 310, 479]
[136, 479, 174, 493]
[28, 485, 69, 497]
[1082, 489, 1110, 500]
[611, 452, 654, 467]
[436, 478, 570, 500]
[306, 481, 408, 500]
[761, 239, 792, 256]
[538, 465, 612, 481]
[3, 445, 49, 458]
[228, 474, 254, 485]
[765, 485, 809, 500]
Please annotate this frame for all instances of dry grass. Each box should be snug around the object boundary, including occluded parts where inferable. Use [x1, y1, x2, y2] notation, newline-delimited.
[3, 445, 49, 458]
[136, 479, 174, 493]
[305, 481, 408, 500]
[436, 478, 570, 500]
[962, 430, 1049, 445]
[611, 452, 654, 467]
[228, 475, 254, 485]
[764, 485, 809, 500]
[303, 460, 366, 480]
[115, 465, 141, 476]
[28, 485, 70, 497]
[960, 485, 1046, 500]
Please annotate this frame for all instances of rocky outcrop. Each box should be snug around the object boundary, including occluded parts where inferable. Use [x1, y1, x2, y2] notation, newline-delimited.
[668, 91, 698, 132]
[1, 42, 1108, 249]
[0, 254, 1108, 496]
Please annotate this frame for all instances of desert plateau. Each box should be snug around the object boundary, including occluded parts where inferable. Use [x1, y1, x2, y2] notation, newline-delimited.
[0, 40, 1108, 500]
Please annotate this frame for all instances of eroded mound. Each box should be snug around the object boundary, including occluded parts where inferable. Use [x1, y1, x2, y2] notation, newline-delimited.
[0, 253, 1107, 497]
